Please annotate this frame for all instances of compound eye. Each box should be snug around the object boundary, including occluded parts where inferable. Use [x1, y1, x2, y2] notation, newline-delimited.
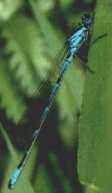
[82, 13, 91, 25]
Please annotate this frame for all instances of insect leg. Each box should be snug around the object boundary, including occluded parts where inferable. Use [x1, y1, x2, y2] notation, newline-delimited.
[90, 33, 108, 46]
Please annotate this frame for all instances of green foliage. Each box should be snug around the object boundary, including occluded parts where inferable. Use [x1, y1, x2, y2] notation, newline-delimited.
[57, 63, 85, 146]
[78, 0, 112, 192]
[3, 15, 51, 97]
[29, 0, 63, 58]
[60, 0, 73, 9]
[0, 0, 64, 123]
[48, 153, 73, 193]
[0, 123, 36, 193]
[0, 0, 22, 21]
[34, 165, 54, 193]
[57, 64, 85, 120]
[1, 0, 111, 193]
[0, 60, 26, 122]
[34, 0, 54, 13]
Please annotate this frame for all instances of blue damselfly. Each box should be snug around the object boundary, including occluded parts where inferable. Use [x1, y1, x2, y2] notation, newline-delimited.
[8, 14, 94, 189]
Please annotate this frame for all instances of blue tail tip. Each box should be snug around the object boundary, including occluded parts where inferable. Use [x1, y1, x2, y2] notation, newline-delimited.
[8, 179, 14, 189]
[8, 167, 21, 189]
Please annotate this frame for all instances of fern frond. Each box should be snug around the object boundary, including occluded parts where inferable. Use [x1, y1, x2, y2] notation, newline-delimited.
[29, 0, 63, 59]
[0, 59, 26, 123]
[3, 16, 51, 97]
[0, 0, 22, 21]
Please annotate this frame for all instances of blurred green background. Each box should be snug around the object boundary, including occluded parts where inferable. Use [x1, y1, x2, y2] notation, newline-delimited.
[0, 0, 112, 193]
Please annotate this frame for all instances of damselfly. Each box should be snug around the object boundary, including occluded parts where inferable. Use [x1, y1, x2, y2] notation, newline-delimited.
[8, 14, 93, 189]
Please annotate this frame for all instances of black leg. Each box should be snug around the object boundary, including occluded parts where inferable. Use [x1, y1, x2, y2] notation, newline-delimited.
[90, 33, 108, 46]
[82, 63, 95, 74]
[76, 55, 95, 74]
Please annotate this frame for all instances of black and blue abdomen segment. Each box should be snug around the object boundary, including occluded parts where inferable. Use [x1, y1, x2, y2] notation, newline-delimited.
[8, 167, 22, 189]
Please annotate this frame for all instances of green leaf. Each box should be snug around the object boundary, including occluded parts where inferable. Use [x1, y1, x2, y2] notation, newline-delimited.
[49, 153, 74, 193]
[34, 165, 54, 193]
[57, 62, 85, 146]
[57, 63, 85, 120]
[0, 122, 17, 157]
[29, 0, 63, 59]
[60, 0, 73, 8]
[78, 1, 112, 192]
[3, 15, 51, 97]
[34, 0, 54, 13]
[0, 60, 26, 123]
[0, 0, 22, 21]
